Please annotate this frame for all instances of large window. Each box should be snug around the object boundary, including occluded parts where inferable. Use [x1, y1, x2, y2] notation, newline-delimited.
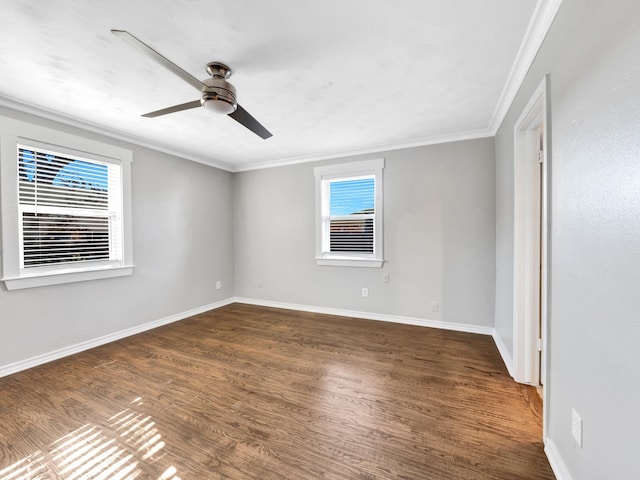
[18, 144, 121, 268]
[315, 158, 384, 267]
[1, 118, 133, 290]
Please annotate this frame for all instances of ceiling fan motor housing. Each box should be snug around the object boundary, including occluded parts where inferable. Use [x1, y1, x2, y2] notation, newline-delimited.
[201, 62, 237, 114]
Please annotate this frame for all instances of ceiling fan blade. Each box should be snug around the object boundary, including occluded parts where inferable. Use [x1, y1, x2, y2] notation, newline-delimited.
[142, 100, 202, 118]
[111, 29, 205, 91]
[228, 104, 273, 139]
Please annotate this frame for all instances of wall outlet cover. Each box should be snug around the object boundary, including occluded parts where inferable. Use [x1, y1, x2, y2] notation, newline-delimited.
[571, 408, 583, 448]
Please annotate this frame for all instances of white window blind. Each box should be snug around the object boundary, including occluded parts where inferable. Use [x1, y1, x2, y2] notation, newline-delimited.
[17, 144, 123, 269]
[321, 176, 375, 254]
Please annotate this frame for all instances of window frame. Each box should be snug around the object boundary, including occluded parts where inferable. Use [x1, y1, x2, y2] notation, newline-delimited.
[1, 116, 134, 290]
[314, 158, 384, 268]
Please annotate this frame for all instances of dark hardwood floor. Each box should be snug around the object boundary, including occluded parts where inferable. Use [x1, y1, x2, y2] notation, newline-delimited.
[0, 303, 555, 479]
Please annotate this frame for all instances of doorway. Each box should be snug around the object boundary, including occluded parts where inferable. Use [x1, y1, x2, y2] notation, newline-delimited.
[512, 76, 549, 414]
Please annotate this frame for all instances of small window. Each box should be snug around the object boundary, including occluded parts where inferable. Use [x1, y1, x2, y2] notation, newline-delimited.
[1, 119, 133, 290]
[315, 158, 384, 267]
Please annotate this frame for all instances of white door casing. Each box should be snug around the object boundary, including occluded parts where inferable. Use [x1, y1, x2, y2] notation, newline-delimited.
[513, 76, 549, 392]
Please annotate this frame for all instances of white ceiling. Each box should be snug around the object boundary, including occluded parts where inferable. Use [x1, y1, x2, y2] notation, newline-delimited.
[0, 0, 558, 171]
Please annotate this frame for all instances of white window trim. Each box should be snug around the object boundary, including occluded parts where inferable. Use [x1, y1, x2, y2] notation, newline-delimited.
[314, 158, 384, 268]
[1, 116, 134, 290]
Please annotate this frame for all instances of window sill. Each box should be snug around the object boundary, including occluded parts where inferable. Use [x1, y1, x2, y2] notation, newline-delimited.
[2, 264, 135, 290]
[316, 257, 384, 268]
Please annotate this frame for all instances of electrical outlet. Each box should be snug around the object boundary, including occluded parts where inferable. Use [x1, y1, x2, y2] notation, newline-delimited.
[216, 281, 222, 290]
[571, 408, 583, 448]
[431, 301, 440, 312]
[362, 287, 369, 297]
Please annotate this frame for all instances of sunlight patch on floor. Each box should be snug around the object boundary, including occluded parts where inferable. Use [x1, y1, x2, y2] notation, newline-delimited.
[0, 397, 181, 480]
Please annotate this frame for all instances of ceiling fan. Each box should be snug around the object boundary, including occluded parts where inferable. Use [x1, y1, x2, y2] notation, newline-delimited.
[111, 29, 272, 139]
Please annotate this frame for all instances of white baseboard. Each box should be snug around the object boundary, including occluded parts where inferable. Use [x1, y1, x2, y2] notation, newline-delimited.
[545, 438, 573, 480]
[233, 297, 494, 336]
[1, 297, 497, 379]
[492, 330, 514, 377]
[0, 297, 235, 379]
[3, 296, 569, 479]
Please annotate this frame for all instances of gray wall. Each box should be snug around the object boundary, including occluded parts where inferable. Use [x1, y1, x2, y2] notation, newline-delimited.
[494, 0, 640, 477]
[234, 139, 496, 328]
[0, 107, 234, 369]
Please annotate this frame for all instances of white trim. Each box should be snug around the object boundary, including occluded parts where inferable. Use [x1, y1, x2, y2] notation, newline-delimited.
[512, 75, 549, 386]
[315, 158, 385, 267]
[1, 115, 135, 290]
[0, 93, 489, 174]
[545, 438, 573, 480]
[0, 95, 233, 172]
[0, 95, 493, 173]
[0, 298, 495, 379]
[492, 331, 515, 377]
[315, 258, 383, 268]
[238, 129, 493, 172]
[0, 298, 235, 379]
[313, 158, 384, 177]
[0, 2, 562, 174]
[2, 265, 135, 291]
[233, 297, 494, 336]
[489, 0, 563, 134]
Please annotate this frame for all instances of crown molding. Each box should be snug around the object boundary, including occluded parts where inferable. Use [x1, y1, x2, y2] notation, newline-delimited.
[0, 1, 562, 173]
[488, 0, 563, 134]
[0, 94, 234, 172]
[231, 128, 493, 172]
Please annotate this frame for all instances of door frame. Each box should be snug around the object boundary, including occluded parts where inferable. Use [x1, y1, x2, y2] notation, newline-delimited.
[512, 76, 550, 398]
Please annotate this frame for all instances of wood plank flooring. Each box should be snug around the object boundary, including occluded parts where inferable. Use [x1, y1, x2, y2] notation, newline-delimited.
[0, 303, 555, 479]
